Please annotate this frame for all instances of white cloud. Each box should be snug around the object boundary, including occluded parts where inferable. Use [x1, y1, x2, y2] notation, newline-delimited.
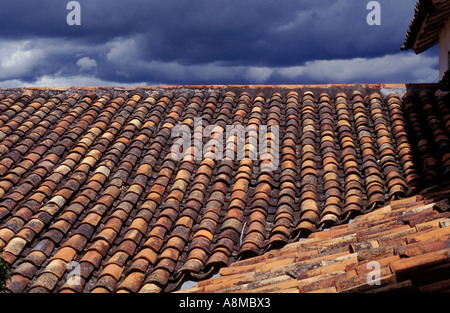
[0, 40, 45, 80]
[103, 35, 277, 83]
[275, 0, 349, 33]
[275, 52, 439, 83]
[128, 51, 438, 85]
[76, 57, 97, 71]
[0, 38, 102, 83]
[244, 67, 273, 83]
[0, 36, 439, 87]
[105, 36, 141, 64]
[0, 79, 28, 88]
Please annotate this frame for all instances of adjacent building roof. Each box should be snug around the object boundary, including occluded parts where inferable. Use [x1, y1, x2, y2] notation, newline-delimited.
[0, 83, 449, 293]
[402, 0, 450, 53]
[179, 187, 450, 293]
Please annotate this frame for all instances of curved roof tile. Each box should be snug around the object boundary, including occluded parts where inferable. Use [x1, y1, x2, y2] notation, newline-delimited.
[0, 84, 449, 293]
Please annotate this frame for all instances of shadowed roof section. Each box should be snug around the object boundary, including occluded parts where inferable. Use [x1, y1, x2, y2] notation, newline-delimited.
[402, 0, 450, 53]
[178, 186, 450, 293]
[0, 83, 449, 293]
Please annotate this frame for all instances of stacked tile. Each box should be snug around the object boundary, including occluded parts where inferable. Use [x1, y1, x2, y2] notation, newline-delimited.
[268, 91, 299, 248]
[3, 93, 125, 292]
[318, 93, 343, 226]
[51, 92, 171, 293]
[0, 93, 99, 260]
[0, 94, 65, 202]
[418, 91, 450, 175]
[386, 93, 421, 194]
[0, 93, 83, 220]
[0, 92, 109, 248]
[2, 86, 450, 294]
[107, 95, 202, 292]
[118, 93, 192, 294]
[350, 91, 385, 210]
[12, 93, 144, 293]
[434, 90, 450, 178]
[178, 92, 236, 279]
[368, 93, 408, 200]
[295, 91, 321, 235]
[135, 93, 206, 293]
[239, 92, 280, 258]
[434, 91, 450, 133]
[107, 93, 189, 293]
[0, 92, 21, 107]
[403, 91, 439, 185]
[0, 94, 65, 176]
[205, 92, 252, 270]
[0, 90, 34, 136]
[0, 92, 23, 110]
[137, 93, 223, 293]
[0, 93, 21, 129]
[0, 93, 44, 144]
[335, 93, 364, 217]
[179, 189, 450, 293]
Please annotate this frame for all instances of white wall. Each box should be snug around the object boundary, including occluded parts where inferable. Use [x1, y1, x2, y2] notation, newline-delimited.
[439, 17, 450, 80]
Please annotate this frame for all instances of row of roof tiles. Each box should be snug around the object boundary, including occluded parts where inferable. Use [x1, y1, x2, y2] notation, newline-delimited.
[0, 85, 449, 293]
[179, 187, 450, 293]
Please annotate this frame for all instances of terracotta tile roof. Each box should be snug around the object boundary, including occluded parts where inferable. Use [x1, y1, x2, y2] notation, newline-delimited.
[178, 186, 450, 293]
[0, 84, 449, 293]
[402, 0, 450, 53]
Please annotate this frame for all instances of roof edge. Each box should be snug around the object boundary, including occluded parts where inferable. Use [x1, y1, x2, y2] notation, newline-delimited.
[402, 0, 434, 51]
[0, 83, 415, 92]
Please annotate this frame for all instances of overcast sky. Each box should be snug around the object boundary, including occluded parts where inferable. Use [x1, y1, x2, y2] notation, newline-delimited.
[0, 0, 440, 87]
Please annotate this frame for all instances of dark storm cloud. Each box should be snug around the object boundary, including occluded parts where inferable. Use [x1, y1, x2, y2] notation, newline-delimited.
[0, 0, 439, 86]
